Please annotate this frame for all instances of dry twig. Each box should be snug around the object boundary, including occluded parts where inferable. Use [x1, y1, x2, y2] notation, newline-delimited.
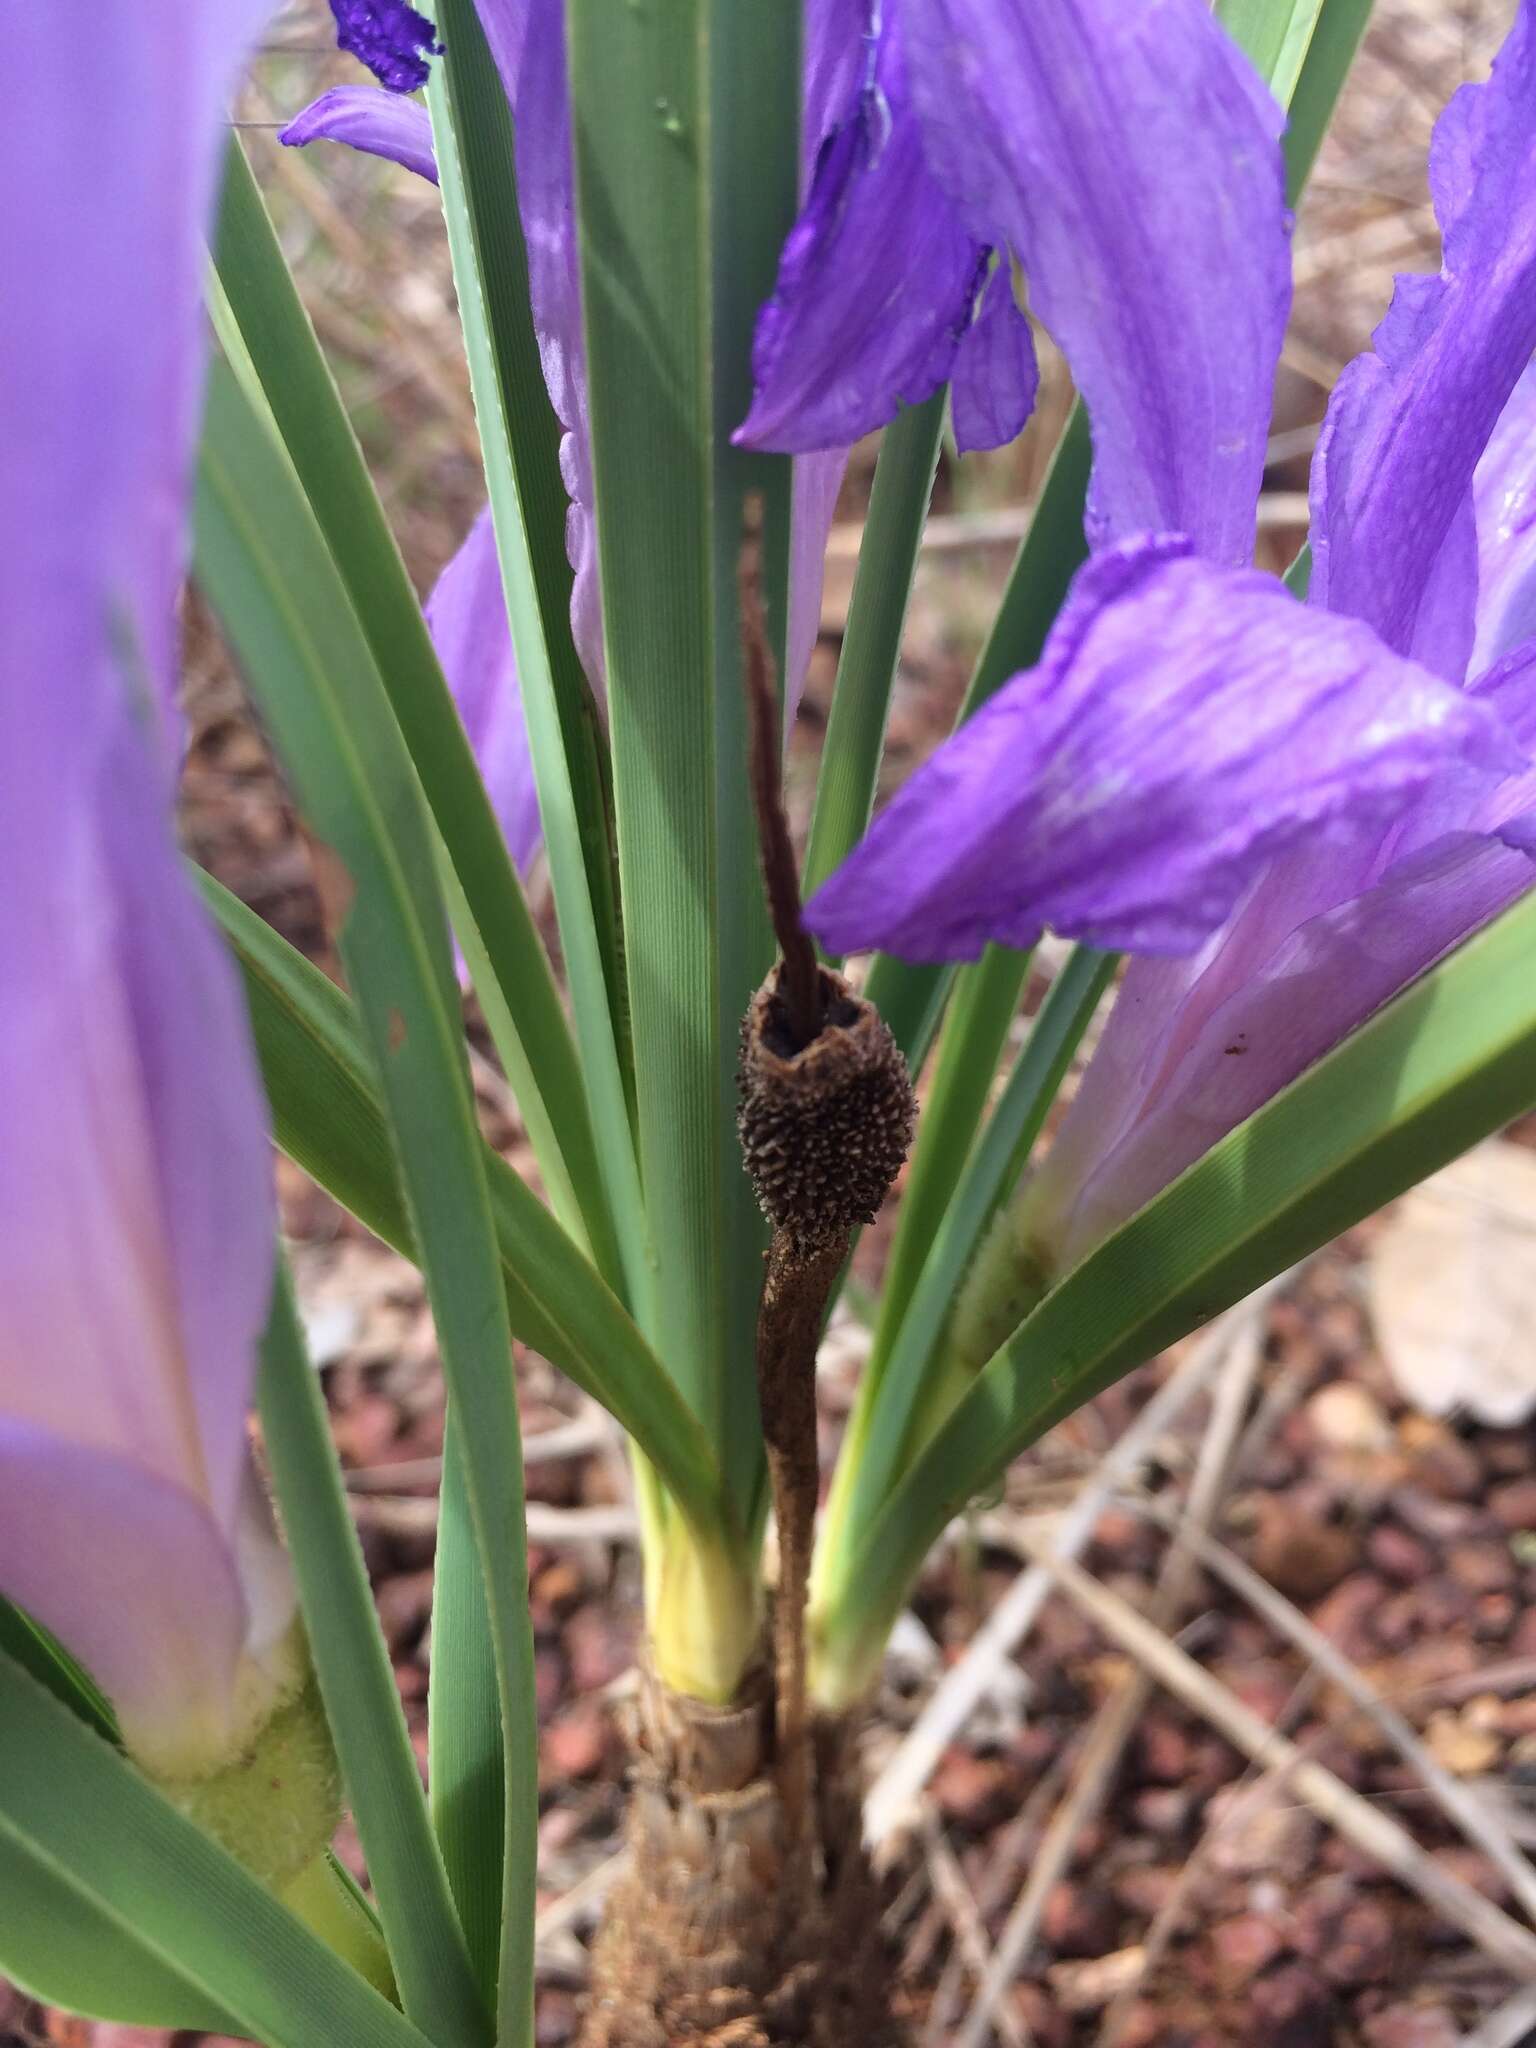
[864, 1274, 1298, 1850]
[1126, 1493, 1536, 1924]
[954, 1308, 1268, 2048]
[1012, 1537, 1536, 1981]
[1460, 1983, 1536, 2048]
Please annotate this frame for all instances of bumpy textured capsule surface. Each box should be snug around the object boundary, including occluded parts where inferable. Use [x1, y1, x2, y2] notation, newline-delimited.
[738, 963, 916, 1251]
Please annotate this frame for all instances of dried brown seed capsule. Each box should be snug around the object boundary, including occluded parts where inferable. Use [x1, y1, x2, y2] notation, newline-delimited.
[738, 960, 916, 1252]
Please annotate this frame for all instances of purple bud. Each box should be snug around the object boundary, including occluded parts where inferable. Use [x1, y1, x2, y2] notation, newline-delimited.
[326, 0, 441, 94]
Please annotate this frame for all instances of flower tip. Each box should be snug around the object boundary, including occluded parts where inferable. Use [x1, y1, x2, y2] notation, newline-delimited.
[327, 0, 441, 94]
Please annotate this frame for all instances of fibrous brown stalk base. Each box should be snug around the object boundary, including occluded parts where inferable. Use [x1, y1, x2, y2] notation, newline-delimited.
[578, 1662, 908, 2048]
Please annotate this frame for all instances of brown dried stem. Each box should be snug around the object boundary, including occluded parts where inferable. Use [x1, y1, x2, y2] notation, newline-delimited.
[740, 493, 822, 1049]
[757, 1228, 847, 1854]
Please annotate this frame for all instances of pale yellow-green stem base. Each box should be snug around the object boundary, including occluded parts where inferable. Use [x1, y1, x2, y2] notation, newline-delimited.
[811, 1187, 1057, 1716]
[646, 1514, 763, 1704]
[806, 1624, 883, 1719]
[280, 1854, 396, 1999]
[809, 1362, 877, 1628]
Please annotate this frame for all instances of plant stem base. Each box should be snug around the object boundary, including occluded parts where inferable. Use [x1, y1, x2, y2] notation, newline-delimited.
[578, 1660, 907, 2048]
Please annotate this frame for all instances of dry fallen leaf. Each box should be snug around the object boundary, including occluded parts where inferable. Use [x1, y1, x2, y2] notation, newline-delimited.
[1423, 1706, 1503, 1778]
[1370, 1140, 1536, 1426]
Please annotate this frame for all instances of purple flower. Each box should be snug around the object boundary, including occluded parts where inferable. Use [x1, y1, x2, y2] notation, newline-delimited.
[809, 536, 1526, 963]
[733, 2, 1038, 457]
[427, 507, 542, 876]
[1, 4, 296, 1773]
[739, 0, 1291, 568]
[326, 0, 440, 94]
[809, 0, 1536, 1277]
[1310, 10, 1536, 675]
[1472, 361, 1536, 675]
[280, 84, 439, 184]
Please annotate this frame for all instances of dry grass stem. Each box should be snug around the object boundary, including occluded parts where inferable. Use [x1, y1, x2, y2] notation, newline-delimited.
[352, 1495, 640, 1543]
[1012, 1536, 1536, 1982]
[1126, 1494, 1536, 1923]
[1461, 1983, 1536, 2048]
[954, 1312, 1268, 2048]
[1092, 1671, 1326, 2048]
[921, 1821, 1029, 2048]
[864, 1274, 1298, 1851]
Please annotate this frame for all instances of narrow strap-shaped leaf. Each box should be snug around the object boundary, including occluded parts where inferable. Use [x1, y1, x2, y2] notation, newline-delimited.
[0, 1653, 434, 2048]
[196, 358, 539, 2046]
[1215, 0, 1325, 107]
[429, 1422, 507, 2013]
[0, 1829, 234, 2032]
[564, 0, 799, 1499]
[257, 1264, 489, 2047]
[707, 0, 803, 1512]
[197, 872, 730, 1537]
[868, 943, 1035, 1355]
[1279, 0, 1375, 197]
[211, 140, 620, 1288]
[814, 946, 1113, 1604]
[883, 946, 1120, 1460]
[0, 1597, 117, 1745]
[803, 393, 946, 909]
[817, 885, 1536, 1703]
[424, 0, 649, 1322]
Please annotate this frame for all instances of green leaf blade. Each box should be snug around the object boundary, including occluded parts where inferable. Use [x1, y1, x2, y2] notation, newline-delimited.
[202, 874, 732, 1537]
[0, 1654, 433, 2048]
[429, 1426, 507, 2013]
[820, 887, 1536, 1699]
[424, 0, 649, 1318]
[194, 358, 540, 2048]
[257, 1266, 490, 2048]
[1215, 0, 1326, 108]
[211, 141, 619, 1283]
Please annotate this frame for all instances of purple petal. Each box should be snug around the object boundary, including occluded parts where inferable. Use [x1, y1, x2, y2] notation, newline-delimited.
[786, 450, 849, 724]
[1034, 830, 1536, 1269]
[7, 4, 271, 747]
[950, 262, 1038, 458]
[0, 629, 277, 1682]
[2, 5, 279, 1728]
[0, 1428, 248, 1757]
[473, 0, 603, 691]
[1470, 636, 1536, 753]
[806, 538, 1524, 963]
[1310, 2, 1536, 666]
[281, 84, 438, 184]
[1472, 359, 1536, 674]
[748, 0, 862, 706]
[1468, 644, 1536, 849]
[325, 0, 440, 93]
[734, 2, 992, 454]
[1025, 632, 1536, 1271]
[903, 0, 1290, 565]
[427, 507, 542, 874]
[804, 0, 868, 146]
